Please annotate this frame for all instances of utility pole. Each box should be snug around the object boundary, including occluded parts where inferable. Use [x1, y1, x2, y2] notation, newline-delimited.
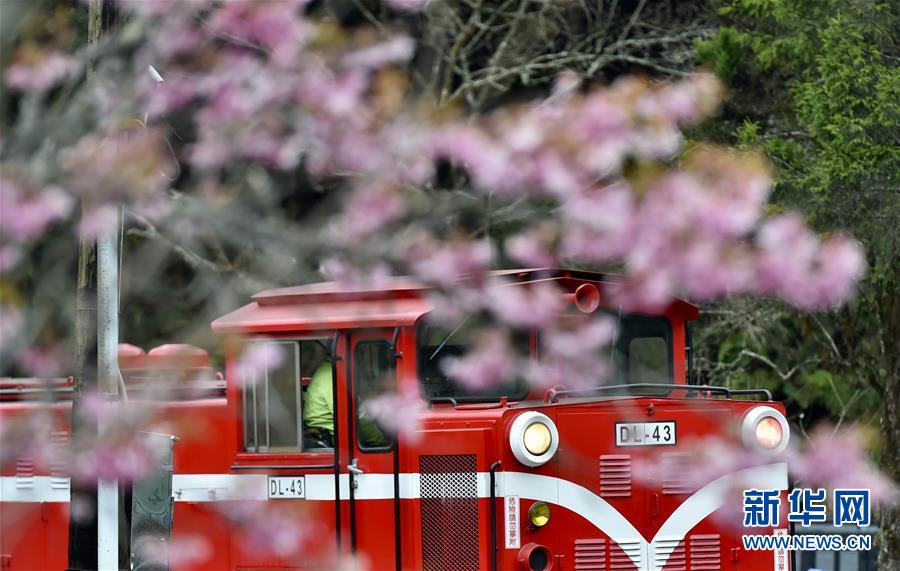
[68, 1, 125, 569]
[96, 220, 120, 570]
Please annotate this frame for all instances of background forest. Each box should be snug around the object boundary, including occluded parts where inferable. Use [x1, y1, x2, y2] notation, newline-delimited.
[1, 0, 897, 567]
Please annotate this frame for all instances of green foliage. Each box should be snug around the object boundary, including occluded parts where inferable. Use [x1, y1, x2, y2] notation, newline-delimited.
[695, 27, 748, 80]
[696, 0, 900, 440]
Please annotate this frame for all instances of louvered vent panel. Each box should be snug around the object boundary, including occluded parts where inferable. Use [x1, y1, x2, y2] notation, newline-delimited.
[419, 454, 479, 571]
[599, 454, 631, 497]
[689, 534, 721, 571]
[661, 452, 692, 495]
[574, 538, 606, 570]
[610, 539, 642, 570]
[654, 538, 686, 571]
[50, 431, 70, 489]
[15, 456, 34, 489]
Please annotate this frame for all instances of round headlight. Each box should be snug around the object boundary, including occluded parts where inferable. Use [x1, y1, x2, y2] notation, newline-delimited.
[524, 422, 552, 455]
[755, 416, 784, 449]
[528, 501, 551, 528]
[741, 406, 789, 455]
[509, 412, 559, 467]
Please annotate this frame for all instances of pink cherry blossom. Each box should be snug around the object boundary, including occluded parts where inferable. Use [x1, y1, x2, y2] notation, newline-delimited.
[331, 183, 408, 243]
[409, 239, 494, 284]
[136, 535, 213, 569]
[343, 37, 416, 70]
[505, 227, 557, 268]
[4, 51, 80, 93]
[233, 343, 286, 381]
[117, 0, 200, 17]
[363, 388, 425, 442]
[542, 317, 616, 361]
[0, 181, 73, 240]
[385, 0, 429, 11]
[78, 205, 119, 240]
[20, 346, 67, 377]
[788, 426, 897, 503]
[486, 281, 562, 329]
[0, 305, 24, 353]
[0, 245, 21, 274]
[214, 501, 325, 558]
[442, 329, 518, 390]
[207, 0, 311, 66]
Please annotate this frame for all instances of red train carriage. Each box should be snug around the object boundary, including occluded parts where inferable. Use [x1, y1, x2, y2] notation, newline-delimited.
[0, 269, 791, 570]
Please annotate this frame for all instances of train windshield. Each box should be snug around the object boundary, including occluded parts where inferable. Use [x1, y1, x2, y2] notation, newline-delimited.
[606, 313, 673, 384]
[417, 312, 672, 401]
[417, 319, 530, 402]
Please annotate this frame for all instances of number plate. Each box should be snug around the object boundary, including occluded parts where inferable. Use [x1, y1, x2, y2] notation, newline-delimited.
[615, 421, 676, 447]
[267, 476, 305, 499]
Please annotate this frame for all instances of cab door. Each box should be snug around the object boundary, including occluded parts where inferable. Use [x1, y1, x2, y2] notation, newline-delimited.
[344, 329, 400, 570]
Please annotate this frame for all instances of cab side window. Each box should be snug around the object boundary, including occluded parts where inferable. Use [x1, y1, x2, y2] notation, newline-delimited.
[239, 339, 333, 453]
[354, 341, 394, 451]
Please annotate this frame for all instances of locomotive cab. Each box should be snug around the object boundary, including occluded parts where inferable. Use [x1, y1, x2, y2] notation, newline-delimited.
[209, 268, 791, 571]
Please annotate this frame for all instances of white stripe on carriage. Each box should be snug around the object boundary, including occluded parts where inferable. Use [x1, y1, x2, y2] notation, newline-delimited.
[0, 472, 491, 503]
[0, 463, 787, 571]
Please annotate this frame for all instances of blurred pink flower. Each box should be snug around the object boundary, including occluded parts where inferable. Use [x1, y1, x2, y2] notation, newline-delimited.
[431, 127, 511, 192]
[62, 128, 171, 205]
[20, 346, 67, 377]
[0, 182, 73, 240]
[633, 435, 764, 491]
[409, 240, 494, 284]
[363, 389, 425, 442]
[233, 343, 286, 380]
[343, 37, 415, 69]
[332, 183, 408, 243]
[804, 237, 866, 308]
[487, 281, 561, 328]
[443, 329, 517, 390]
[542, 318, 615, 361]
[136, 535, 213, 568]
[215, 501, 324, 558]
[78, 205, 119, 239]
[0, 245, 21, 274]
[69, 424, 168, 483]
[755, 215, 865, 308]
[207, 0, 311, 65]
[788, 426, 897, 503]
[0, 305, 24, 353]
[5, 51, 80, 93]
[118, 0, 198, 17]
[505, 229, 556, 268]
[386, 0, 428, 10]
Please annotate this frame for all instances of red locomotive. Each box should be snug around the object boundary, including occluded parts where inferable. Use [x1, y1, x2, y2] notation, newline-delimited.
[0, 268, 791, 570]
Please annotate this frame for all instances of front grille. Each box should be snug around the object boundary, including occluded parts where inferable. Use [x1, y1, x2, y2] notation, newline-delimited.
[50, 431, 69, 489]
[574, 538, 606, 570]
[655, 538, 686, 571]
[419, 454, 479, 571]
[661, 452, 692, 495]
[610, 539, 642, 570]
[15, 456, 34, 489]
[599, 454, 631, 497]
[690, 534, 721, 570]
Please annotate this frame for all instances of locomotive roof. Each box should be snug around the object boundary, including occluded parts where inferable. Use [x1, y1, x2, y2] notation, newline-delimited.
[211, 268, 698, 333]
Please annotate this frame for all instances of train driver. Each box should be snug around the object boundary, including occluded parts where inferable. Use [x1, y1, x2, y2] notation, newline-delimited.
[302, 356, 387, 449]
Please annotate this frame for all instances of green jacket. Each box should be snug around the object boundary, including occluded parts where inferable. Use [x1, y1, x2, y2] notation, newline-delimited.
[304, 361, 334, 433]
[303, 360, 386, 447]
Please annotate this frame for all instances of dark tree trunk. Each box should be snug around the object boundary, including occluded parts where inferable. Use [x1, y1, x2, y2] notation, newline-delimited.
[879, 292, 900, 571]
[67, 1, 119, 569]
[67, 223, 98, 571]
